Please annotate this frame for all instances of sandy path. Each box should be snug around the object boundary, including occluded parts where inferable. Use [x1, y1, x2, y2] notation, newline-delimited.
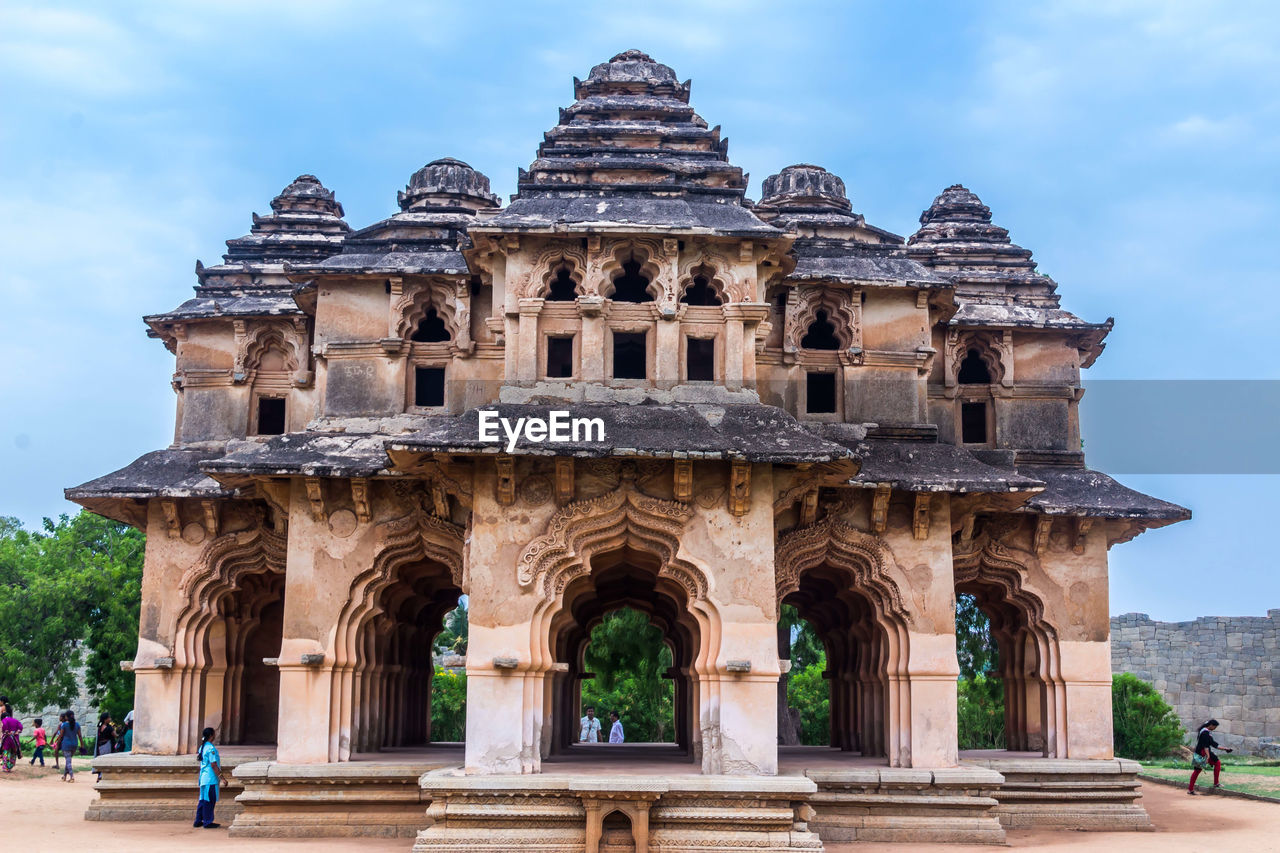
[3, 765, 1278, 851]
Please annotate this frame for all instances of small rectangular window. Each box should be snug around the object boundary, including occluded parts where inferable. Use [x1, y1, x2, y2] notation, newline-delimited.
[686, 338, 714, 382]
[415, 366, 445, 407]
[806, 372, 836, 415]
[547, 336, 574, 379]
[612, 332, 647, 380]
[961, 401, 988, 444]
[256, 397, 286, 435]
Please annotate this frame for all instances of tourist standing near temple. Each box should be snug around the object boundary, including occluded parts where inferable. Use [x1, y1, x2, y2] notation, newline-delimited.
[579, 706, 602, 743]
[608, 712, 624, 744]
[195, 727, 228, 829]
[1188, 719, 1233, 794]
[29, 718, 46, 766]
[56, 711, 82, 782]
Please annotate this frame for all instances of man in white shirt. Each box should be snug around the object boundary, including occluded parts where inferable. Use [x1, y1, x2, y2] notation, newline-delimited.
[579, 706, 602, 743]
[608, 711, 624, 744]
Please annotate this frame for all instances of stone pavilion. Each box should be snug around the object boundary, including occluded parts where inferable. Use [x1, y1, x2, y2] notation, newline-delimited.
[70, 50, 1188, 849]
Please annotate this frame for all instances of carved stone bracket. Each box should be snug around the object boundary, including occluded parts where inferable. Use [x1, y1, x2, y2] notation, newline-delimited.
[554, 458, 575, 506]
[912, 493, 931, 540]
[201, 500, 219, 537]
[870, 485, 891, 534]
[800, 489, 819, 526]
[431, 482, 451, 518]
[728, 460, 751, 517]
[1073, 517, 1094, 554]
[673, 459, 693, 503]
[350, 478, 370, 524]
[495, 457, 516, 506]
[305, 477, 326, 522]
[1033, 515, 1053, 556]
[161, 499, 181, 539]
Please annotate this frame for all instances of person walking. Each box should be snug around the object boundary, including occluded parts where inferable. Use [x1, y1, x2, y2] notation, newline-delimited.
[51, 712, 67, 771]
[1188, 718, 1234, 794]
[29, 718, 47, 766]
[608, 711, 624, 744]
[95, 712, 114, 781]
[57, 711, 83, 782]
[194, 727, 228, 829]
[579, 706, 602, 743]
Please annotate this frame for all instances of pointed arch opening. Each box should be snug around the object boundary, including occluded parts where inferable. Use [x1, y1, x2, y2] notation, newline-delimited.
[411, 308, 452, 343]
[801, 310, 840, 351]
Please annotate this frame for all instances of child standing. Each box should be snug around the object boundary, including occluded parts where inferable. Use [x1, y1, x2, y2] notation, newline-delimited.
[194, 727, 228, 829]
[29, 718, 46, 766]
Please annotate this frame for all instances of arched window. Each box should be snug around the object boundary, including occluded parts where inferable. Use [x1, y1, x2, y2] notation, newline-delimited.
[801, 310, 840, 350]
[611, 258, 654, 303]
[958, 348, 992, 384]
[410, 308, 451, 343]
[681, 275, 722, 307]
[547, 267, 577, 301]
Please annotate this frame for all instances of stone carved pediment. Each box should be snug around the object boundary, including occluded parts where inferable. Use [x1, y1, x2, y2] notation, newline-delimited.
[774, 516, 906, 621]
[517, 483, 704, 602]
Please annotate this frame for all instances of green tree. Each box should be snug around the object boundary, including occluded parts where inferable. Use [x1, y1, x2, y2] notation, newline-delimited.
[434, 599, 469, 655]
[581, 608, 674, 742]
[1112, 673, 1184, 759]
[957, 673, 1006, 749]
[0, 512, 144, 719]
[430, 667, 467, 741]
[955, 593, 998, 680]
[787, 661, 830, 745]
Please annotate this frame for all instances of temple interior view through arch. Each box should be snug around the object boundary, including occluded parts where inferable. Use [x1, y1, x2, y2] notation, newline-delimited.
[69, 50, 1189, 851]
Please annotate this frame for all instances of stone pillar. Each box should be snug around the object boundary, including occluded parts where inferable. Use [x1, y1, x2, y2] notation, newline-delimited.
[654, 314, 680, 388]
[1060, 639, 1115, 759]
[516, 298, 543, 383]
[578, 297, 606, 382]
[721, 308, 744, 391]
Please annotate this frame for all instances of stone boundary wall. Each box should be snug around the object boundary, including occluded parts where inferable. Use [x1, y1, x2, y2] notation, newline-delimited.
[1111, 611, 1280, 755]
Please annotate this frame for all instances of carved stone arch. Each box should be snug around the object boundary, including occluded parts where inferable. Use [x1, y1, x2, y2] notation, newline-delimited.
[599, 238, 666, 302]
[774, 516, 907, 622]
[517, 483, 705, 603]
[238, 322, 305, 380]
[395, 281, 460, 342]
[952, 539, 1054, 636]
[528, 245, 589, 299]
[677, 252, 737, 303]
[786, 286, 861, 353]
[947, 329, 1011, 387]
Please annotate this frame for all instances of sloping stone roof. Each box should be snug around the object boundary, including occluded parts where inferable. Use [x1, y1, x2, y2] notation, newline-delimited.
[1018, 467, 1192, 521]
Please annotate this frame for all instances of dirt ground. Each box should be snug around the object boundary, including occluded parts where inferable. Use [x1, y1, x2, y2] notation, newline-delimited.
[3, 761, 1278, 851]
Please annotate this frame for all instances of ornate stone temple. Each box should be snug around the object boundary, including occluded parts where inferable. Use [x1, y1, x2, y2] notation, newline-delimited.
[70, 51, 1188, 848]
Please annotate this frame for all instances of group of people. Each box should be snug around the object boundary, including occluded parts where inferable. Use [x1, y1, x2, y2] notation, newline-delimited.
[0, 696, 133, 782]
[578, 706, 625, 743]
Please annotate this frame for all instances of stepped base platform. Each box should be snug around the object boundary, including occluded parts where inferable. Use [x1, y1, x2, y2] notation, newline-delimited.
[87, 746, 1153, 844]
[86, 747, 274, 822]
[961, 752, 1153, 830]
[413, 771, 823, 853]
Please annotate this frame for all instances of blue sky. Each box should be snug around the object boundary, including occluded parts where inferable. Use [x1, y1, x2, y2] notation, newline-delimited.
[1, 1, 1276, 620]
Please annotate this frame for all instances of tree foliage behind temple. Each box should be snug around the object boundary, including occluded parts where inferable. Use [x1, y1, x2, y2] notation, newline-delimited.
[0, 512, 143, 720]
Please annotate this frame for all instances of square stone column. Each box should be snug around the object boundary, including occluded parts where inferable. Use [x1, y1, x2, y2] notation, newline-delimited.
[1059, 639, 1115, 759]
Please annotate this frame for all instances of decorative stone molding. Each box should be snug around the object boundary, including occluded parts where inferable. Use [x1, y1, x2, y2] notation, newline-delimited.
[784, 285, 862, 356]
[526, 245, 589, 299]
[945, 328, 1012, 388]
[394, 280, 468, 350]
[774, 516, 907, 620]
[236, 320, 308, 386]
[517, 483, 703, 602]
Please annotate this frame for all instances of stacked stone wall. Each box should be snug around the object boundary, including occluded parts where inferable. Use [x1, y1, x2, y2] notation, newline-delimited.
[1111, 611, 1280, 756]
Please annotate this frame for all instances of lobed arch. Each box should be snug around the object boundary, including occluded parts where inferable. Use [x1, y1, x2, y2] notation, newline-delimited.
[516, 480, 725, 772]
[953, 537, 1066, 756]
[325, 506, 466, 761]
[676, 254, 736, 304]
[774, 517, 913, 764]
[238, 323, 305, 379]
[947, 330, 1009, 386]
[599, 241, 665, 303]
[786, 286, 860, 353]
[172, 520, 287, 752]
[395, 282, 461, 342]
[528, 246, 589, 300]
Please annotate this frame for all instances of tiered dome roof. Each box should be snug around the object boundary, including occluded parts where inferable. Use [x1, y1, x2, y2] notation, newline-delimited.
[479, 50, 778, 236]
[398, 158, 500, 212]
[906, 185, 1040, 284]
[221, 175, 350, 265]
[759, 164, 853, 214]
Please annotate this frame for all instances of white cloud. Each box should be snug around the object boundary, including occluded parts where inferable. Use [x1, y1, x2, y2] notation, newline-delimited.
[0, 6, 159, 97]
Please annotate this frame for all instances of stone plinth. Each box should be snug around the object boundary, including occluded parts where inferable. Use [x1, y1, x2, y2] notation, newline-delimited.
[961, 757, 1152, 830]
[230, 759, 456, 838]
[805, 766, 1006, 844]
[413, 772, 823, 853]
[86, 750, 272, 822]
